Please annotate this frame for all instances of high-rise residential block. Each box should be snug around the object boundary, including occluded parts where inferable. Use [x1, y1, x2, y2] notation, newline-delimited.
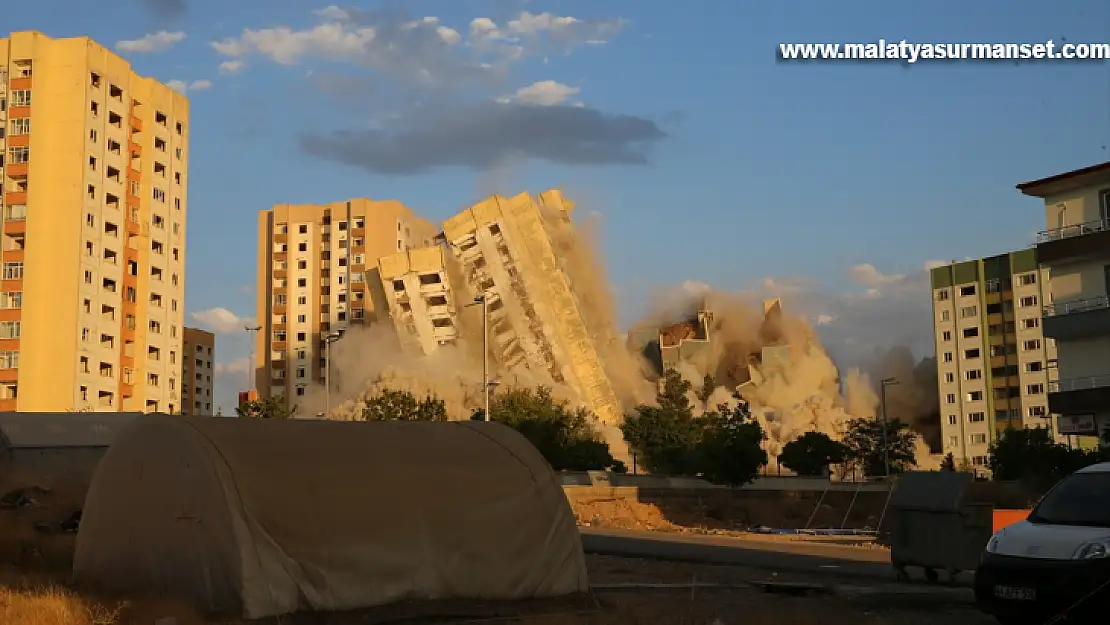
[369, 246, 460, 355]
[255, 199, 437, 408]
[182, 327, 214, 415]
[0, 31, 189, 412]
[441, 190, 623, 425]
[930, 250, 1057, 470]
[1020, 161, 1110, 445]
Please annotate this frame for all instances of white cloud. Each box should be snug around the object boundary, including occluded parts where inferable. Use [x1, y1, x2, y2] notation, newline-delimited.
[116, 30, 186, 53]
[215, 357, 251, 375]
[189, 307, 255, 334]
[219, 60, 245, 75]
[496, 80, 580, 106]
[167, 79, 213, 93]
[211, 9, 623, 80]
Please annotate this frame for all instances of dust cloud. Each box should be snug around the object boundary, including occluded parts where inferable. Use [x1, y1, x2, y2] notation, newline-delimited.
[296, 191, 939, 469]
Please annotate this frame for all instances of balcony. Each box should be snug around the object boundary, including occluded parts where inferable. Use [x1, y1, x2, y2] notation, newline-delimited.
[1036, 218, 1110, 265]
[1048, 374, 1110, 415]
[1043, 295, 1110, 341]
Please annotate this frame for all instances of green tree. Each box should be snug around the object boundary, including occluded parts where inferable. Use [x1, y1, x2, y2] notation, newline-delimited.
[988, 427, 1103, 491]
[779, 431, 848, 477]
[362, 388, 448, 421]
[621, 369, 703, 476]
[940, 452, 957, 472]
[842, 417, 918, 477]
[696, 373, 716, 405]
[695, 396, 768, 486]
[236, 396, 296, 419]
[483, 386, 618, 471]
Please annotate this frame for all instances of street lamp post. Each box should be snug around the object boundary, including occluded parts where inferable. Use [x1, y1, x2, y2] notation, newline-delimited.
[880, 377, 899, 477]
[477, 294, 490, 421]
[324, 330, 344, 418]
[245, 325, 262, 391]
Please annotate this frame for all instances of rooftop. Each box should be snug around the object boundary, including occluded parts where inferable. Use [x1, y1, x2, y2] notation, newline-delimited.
[1016, 161, 1110, 198]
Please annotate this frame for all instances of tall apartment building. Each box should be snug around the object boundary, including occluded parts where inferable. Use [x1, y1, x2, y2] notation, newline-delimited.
[1019, 161, 1110, 445]
[0, 31, 188, 412]
[255, 199, 437, 408]
[370, 246, 460, 355]
[181, 327, 214, 415]
[441, 190, 623, 425]
[930, 250, 1057, 470]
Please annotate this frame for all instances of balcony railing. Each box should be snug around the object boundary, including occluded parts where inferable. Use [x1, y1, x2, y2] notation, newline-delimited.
[1037, 218, 1110, 244]
[1048, 374, 1110, 393]
[1043, 295, 1110, 317]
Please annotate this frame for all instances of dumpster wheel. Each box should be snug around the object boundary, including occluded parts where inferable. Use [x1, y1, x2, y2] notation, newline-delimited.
[924, 568, 939, 583]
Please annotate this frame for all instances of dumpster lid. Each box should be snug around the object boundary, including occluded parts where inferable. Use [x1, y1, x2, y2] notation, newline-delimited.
[888, 471, 973, 512]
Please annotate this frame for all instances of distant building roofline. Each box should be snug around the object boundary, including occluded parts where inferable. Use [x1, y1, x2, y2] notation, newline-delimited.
[1016, 161, 1110, 198]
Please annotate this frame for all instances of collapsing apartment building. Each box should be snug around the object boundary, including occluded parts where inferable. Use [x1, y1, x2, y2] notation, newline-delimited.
[365, 190, 624, 426]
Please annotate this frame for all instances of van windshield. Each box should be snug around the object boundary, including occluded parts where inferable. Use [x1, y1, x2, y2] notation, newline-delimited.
[1027, 471, 1110, 527]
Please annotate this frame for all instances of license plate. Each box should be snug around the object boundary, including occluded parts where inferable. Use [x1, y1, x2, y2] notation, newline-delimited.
[994, 585, 1037, 601]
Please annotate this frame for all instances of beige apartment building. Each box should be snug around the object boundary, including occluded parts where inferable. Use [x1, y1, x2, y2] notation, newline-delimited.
[255, 199, 437, 406]
[0, 31, 189, 412]
[440, 190, 624, 425]
[930, 250, 1057, 470]
[1019, 161, 1110, 445]
[370, 246, 460, 355]
[181, 327, 214, 415]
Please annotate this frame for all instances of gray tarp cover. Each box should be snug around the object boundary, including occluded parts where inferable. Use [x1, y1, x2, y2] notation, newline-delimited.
[73, 415, 588, 619]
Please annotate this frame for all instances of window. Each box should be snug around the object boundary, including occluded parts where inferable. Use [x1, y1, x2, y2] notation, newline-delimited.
[1028, 471, 1110, 526]
[960, 306, 978, 318]
[10, 118, 30, 135]
[0, 292, 22, 309]
[947, 415, 957, 425]
[0, 350, 19, 369]
[0, 321, 20, 339]
[943, 352, 953, 363]
[986, 279, 1002, 293]
[968, 412, 985, 423]
[1028, 406, 1047, 418]
[966, 369, 982, 381]
[1022, 317, 1040, 330]
[1020, 295, 1038, 308]
[3, 204, 27, 221]
[941, 330, 952, 341]
[948, 436, 958, 447]
[299, 224, 308, 234]
[966, 391, 984, 402]
[298, 242, 308, 252]
[972, 456, 988, 466]
[964, 348, 981, 359]
[944, 372, 954, 383]
[962, 327, 979, 339]
[10, 89, 30, 107]
[941, 311, 950, 322]
[959, 285, 976, 297]
[153, 187, 166, 202]
[8, 146, 29, 164]
[1025, 361, 1043, 373]
[1026, 384, 1044, 395]
[1023, 339, 1042, 351]
[1019, 273, 1037, 286]
[946, 393, 956, 404]
[969, 434, 987, 445]
[3, 262, 23, 280]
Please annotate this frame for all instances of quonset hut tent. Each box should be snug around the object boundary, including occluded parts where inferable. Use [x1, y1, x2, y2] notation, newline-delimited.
[74, 414, 588, 619]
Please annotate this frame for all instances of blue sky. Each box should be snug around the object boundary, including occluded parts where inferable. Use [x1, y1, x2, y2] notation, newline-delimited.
[8, 0, 1110, 412]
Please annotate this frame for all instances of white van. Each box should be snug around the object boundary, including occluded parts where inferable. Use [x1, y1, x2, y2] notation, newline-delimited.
[974, 461, 1110, 624]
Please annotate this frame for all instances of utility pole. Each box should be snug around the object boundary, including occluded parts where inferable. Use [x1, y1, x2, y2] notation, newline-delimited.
[245, 325, 262, 391]
[880, 377, 899, 478]
[324, 330, 343, 418]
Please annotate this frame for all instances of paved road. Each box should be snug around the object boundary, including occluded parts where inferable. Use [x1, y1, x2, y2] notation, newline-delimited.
[580, 529, 900, 581]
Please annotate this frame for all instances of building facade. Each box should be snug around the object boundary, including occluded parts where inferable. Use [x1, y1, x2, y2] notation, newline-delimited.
[930, 250, 1057, 469]
[1019, 161, 1110, 445]
[370, 246, 460, 355]
[0, 31, 189, 412]
[441, 190, 623, 425]
[254, 199, 436, 408]
[181, 327, 214, 415]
